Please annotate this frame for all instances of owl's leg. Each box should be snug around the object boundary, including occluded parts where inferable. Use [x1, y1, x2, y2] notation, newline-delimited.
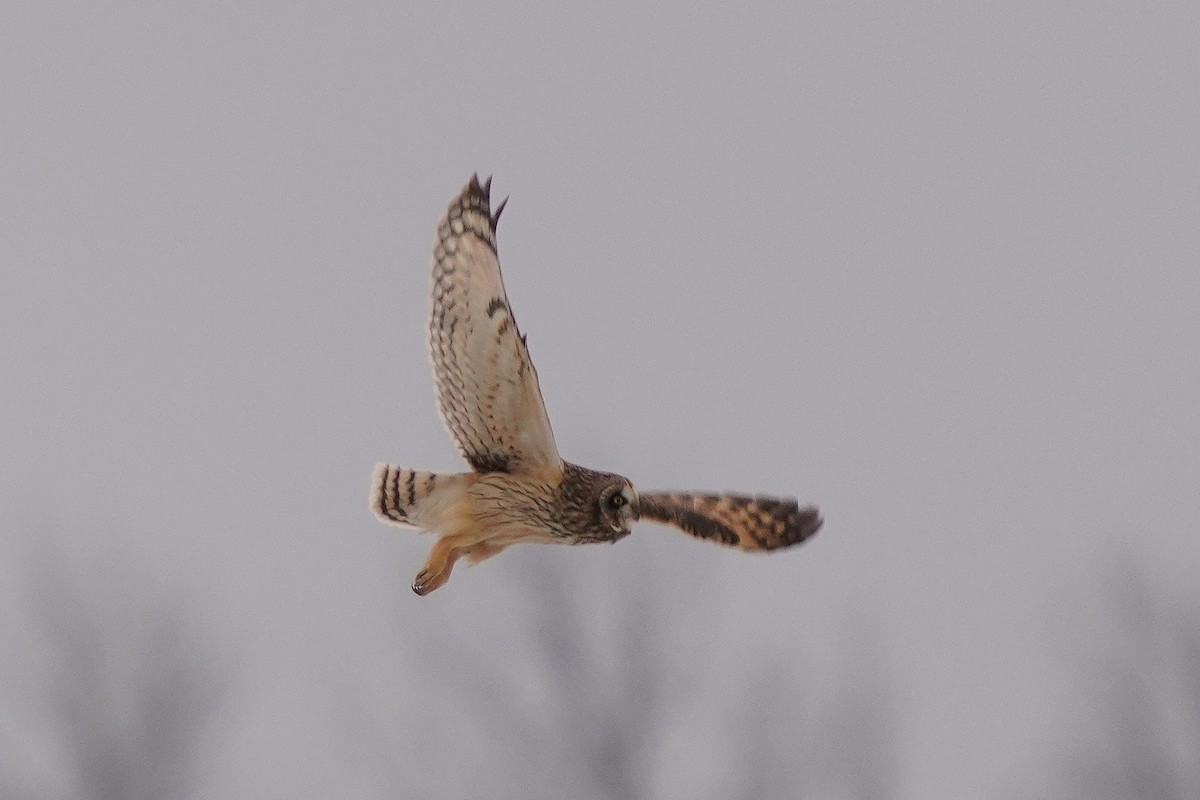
[462, 541, 510, 565]
[412, 536, 461, 596]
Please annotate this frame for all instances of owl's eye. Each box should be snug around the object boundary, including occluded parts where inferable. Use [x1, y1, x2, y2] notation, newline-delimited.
[609, 493, 625, 508]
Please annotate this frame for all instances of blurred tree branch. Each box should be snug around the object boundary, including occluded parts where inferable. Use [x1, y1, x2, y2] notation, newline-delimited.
[393, 547, 897, 800]
[1, 531, 231, 800]
[1047, 564, 1200, 799]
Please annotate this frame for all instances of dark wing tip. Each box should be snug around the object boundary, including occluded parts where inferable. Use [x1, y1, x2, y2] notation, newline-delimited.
[466, 172, 492, 199]
[751, 497, 822, 549]
[789, 504, 823, 544]
[458, 174, 503, 233]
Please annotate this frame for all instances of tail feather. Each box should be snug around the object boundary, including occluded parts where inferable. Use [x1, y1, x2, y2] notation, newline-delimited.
[370, 464, 468, 529]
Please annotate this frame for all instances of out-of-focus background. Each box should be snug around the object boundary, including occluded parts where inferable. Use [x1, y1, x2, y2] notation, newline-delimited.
[3, 3, 1198, 798]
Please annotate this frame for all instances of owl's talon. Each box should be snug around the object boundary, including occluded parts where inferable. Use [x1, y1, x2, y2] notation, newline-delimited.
[412, 571, 433, 595]
[412, 564, 451, 596]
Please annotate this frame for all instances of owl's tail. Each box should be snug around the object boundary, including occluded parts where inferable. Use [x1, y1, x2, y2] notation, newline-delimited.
[370, 464, 471, 530]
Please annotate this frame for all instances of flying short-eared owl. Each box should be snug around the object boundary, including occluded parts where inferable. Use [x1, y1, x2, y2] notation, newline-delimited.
[370, 176, 822, 595]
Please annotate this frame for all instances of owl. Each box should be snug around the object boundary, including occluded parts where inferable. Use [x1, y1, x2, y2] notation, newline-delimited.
[371, 176, 822, 595]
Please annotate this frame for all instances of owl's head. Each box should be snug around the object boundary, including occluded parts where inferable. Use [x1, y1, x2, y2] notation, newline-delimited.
[597, 477, 638, 539]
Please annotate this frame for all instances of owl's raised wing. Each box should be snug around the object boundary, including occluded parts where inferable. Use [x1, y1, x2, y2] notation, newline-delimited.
[427, 175, 563, 476]
[638, 492, 822, 551]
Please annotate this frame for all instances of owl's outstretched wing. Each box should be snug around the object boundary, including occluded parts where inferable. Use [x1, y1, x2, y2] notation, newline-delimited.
[427, 175, 563, 476]
[637, 492, 822, 551]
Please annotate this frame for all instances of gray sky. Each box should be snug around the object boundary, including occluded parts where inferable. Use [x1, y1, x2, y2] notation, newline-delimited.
[3, 2, 1199, 798]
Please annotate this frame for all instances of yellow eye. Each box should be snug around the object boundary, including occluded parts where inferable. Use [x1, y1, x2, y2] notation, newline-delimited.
[610, 493, 625, 508]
